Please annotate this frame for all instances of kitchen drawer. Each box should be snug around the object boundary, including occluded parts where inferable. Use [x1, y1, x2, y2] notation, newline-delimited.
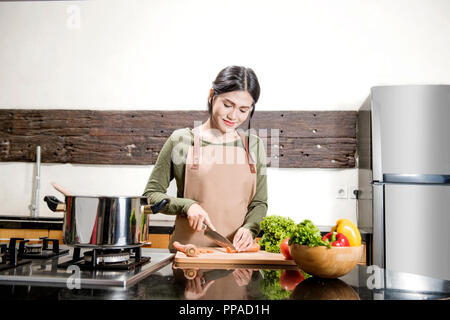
[145, 234, 170, 248]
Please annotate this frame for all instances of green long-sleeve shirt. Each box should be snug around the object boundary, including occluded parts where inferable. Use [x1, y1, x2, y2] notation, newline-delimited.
[142, 127, 268, 238]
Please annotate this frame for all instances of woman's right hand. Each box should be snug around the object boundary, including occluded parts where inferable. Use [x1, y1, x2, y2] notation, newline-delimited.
[186, 203, 216, 232]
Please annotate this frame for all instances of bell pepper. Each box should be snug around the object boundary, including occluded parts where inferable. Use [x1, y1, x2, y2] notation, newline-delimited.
[322, 232, 350, 247]
[331, 219, 361, 247]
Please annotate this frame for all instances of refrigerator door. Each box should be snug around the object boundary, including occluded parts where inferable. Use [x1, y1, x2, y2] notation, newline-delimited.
[371, 85, 450, 181]
[384, 183, 450, 281]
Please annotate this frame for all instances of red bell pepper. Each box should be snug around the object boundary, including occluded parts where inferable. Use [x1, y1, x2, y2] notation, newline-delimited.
[322, 232, 350, 247]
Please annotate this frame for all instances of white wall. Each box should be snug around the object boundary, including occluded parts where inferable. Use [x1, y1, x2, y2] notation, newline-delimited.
[1, 0, 450, 226]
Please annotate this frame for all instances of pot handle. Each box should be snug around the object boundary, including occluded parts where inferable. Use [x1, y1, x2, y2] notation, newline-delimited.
[44, 196, 66, 212]
[142, 198, 170, 215]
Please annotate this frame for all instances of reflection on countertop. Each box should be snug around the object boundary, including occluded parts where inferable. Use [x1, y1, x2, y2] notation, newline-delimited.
[0, 247, 448, 300]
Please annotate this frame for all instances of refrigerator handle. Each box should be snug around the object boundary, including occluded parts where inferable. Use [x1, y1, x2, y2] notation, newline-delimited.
[372, 183, 385, 269]
[371, 94, 383, 182]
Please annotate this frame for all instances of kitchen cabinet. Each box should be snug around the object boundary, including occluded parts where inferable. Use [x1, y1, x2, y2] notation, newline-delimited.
[0, 228, 52, 240]
[0, 228, 168, 249]
[146, 234, 170, 248]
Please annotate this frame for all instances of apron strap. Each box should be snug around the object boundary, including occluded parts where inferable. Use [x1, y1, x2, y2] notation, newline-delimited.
[191, 128, 256, 173]
[191, 126, 200, 170]
[237, 132, 257, 174]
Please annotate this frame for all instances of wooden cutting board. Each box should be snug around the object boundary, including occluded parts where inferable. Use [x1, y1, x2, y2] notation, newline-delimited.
[174, 247, 297, 266]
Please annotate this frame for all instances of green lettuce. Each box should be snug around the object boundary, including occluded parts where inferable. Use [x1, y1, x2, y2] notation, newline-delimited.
[260, 269, 311, 300]
[260, 270, 291, 300]
[258, 215, 296, 253]
[288, 219, 331, 248]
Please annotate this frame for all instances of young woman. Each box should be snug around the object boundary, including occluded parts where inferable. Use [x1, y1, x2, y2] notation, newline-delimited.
[143, 66, 267, 252]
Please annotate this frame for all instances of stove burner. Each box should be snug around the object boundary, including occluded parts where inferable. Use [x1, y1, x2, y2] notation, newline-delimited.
[73, 243, 144, 249]
[25, 243, 43, 254]
[0, 243, 7, 263]
[0, 236, 69, 270]
[83, 250, 130, 264]
[58, 245, 151, 271]
[0, 238, 32, 271]
[19, 237, 69, 259]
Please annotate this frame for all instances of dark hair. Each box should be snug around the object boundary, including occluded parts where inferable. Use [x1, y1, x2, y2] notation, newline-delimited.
[208, 66, 260, 150]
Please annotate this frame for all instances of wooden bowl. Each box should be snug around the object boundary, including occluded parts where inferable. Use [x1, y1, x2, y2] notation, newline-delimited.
[291, 277, 360, 300]
[290, 244, 363, 278]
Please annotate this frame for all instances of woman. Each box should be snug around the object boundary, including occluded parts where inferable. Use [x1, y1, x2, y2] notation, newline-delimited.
[143, 65, 267, 252]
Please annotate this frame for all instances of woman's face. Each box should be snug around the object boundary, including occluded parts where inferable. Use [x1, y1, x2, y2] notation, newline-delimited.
[209, 90, 254, 133]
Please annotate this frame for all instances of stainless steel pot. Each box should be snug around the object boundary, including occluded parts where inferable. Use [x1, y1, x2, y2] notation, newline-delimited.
[44, 195, 169, 247]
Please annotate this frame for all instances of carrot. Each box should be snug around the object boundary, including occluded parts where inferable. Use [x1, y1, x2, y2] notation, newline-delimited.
[226, 247, 237, 253]
[246, 242, 261, 252]
[183, 269, 198, 280]
[198, 248, 214, 253]
[226, 242, 260, 253]
[173, 241, 199, 257]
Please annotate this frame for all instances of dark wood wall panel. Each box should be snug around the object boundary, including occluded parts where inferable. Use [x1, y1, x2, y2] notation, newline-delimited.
[0, 109, 357, 168]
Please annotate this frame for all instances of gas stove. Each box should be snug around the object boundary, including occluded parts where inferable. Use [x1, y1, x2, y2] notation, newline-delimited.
[58, 244, 151, 270]
[0, 237, 69, 271]
[0, 238, 174, 289]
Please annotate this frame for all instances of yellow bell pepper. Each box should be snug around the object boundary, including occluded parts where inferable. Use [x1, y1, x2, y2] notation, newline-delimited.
[331, 219, 361, 247]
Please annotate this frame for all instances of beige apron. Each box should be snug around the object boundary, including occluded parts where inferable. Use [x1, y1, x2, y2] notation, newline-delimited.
[169, 127, 257, 250]
[194, 272, 249, 300]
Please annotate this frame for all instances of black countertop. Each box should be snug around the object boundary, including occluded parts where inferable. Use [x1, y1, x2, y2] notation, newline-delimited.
[0, 216, 64, 230]
[0, 249, 448, 301]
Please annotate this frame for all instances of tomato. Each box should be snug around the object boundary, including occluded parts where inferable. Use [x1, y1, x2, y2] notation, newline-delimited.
[280, 270, 305, 291]
[280, 238, 292, 259]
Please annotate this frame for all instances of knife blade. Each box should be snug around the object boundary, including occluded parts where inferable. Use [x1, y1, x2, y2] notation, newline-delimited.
[202, 223, 237, 251]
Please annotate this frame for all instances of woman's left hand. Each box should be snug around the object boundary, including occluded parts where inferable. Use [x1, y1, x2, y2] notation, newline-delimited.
[232, 269, 253, 286]
[233, 227, 254, 252]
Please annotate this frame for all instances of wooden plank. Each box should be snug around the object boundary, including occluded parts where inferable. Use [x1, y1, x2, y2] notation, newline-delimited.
[0, 228, 49, 240]
[174, 247, 297, 266]
[48, 230, 63, 243]
[0, 109, 356, 168]
[146, 234, 170, 248]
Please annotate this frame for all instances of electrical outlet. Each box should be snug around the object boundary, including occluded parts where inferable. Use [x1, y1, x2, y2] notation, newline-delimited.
[336, 185, 347, 199]
[348, 186, 358, 199]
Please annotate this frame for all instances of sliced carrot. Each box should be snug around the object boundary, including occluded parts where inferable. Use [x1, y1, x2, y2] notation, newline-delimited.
[246, 242, 261, 252]
[198, 249, 214, 253]
[226, 242, 260, 253]
[226, 247, 237, 253]
[198, 248, 211, 253]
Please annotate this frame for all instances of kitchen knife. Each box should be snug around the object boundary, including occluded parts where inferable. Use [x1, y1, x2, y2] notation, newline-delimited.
[202, 223, 237, 251]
